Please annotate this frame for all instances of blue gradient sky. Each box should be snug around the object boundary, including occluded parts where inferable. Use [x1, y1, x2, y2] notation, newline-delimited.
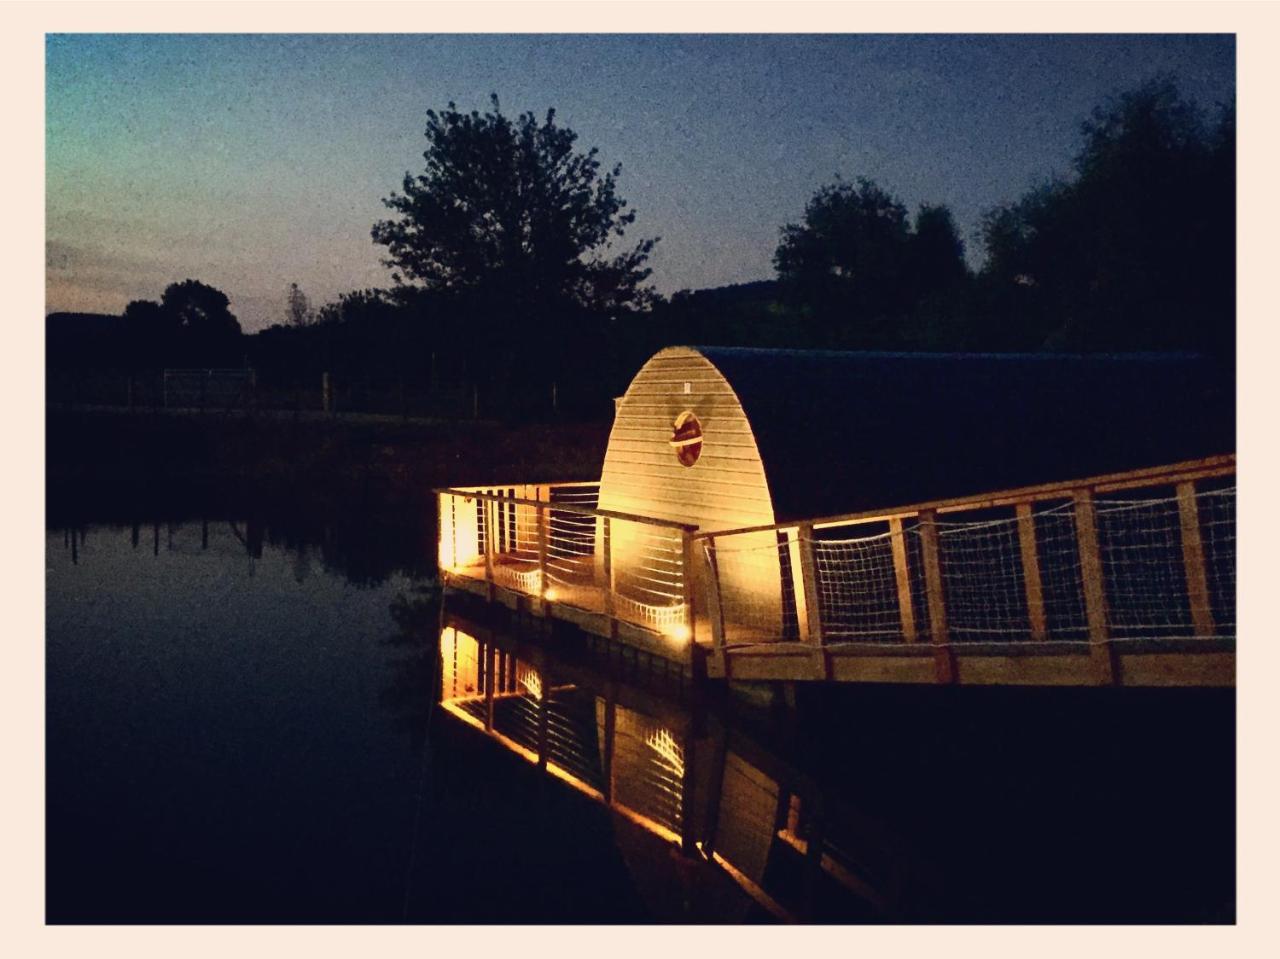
[46, 34, 1234, 331]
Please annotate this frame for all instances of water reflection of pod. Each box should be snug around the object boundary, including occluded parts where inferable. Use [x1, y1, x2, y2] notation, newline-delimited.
[434, 603, 925, 921]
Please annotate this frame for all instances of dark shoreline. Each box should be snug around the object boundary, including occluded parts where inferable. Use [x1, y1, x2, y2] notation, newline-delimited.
[46, 407, 611, 523]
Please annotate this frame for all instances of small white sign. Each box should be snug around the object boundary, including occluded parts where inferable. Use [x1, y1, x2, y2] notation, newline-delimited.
[683, 381, 692, 394]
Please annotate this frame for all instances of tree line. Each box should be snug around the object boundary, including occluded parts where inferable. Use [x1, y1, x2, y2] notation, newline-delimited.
[47, 76, 1234, 419]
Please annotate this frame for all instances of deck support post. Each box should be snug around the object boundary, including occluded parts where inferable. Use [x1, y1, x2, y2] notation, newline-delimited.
[918, 509, 955, 683]
[1074, 489, 1117, 684]
[1177, 481, 1216, 638]
[888, 517, 917, 642]
[796, 523, 824, 647]
[1016, 502, 1048, 642]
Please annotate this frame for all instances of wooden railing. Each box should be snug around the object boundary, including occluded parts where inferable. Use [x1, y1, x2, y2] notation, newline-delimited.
[695, 455, 1236, 678]
[436, 481, 700, 652]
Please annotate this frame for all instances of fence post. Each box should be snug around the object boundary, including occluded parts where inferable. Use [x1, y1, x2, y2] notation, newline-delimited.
[1177, 481, 1216, 638]
[322, 371, 332, 416]
[602, 516, 617, 638]
[484, 499, 495, 602]
[918, 509, 955, 684]
[536, 499, 549, 614]
[1016, 502, 1048, 642]
[796, 522, 824, 646]
[889, 517, 917, 642]
[1073, 489, 1116, 684]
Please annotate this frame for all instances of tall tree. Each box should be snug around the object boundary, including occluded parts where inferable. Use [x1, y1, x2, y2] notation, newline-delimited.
[372, 95, 658, 412]
[372, 94, 658, 315]
[286, 282, 313, 328]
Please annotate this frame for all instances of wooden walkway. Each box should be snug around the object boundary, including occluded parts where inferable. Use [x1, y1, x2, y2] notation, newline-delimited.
[438, 455, 1235, 688]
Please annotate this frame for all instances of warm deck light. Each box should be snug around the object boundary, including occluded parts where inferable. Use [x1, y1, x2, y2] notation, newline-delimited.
[669, 622, 691, 643]
[544, 587, 558, 602]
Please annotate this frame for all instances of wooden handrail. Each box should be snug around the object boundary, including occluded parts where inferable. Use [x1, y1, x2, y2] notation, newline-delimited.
[693, 454, 1235, 541]
[435, 486, 699, 532]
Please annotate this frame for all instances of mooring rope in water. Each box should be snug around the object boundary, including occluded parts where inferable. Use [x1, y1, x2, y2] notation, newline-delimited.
[400, 589, 444, 922]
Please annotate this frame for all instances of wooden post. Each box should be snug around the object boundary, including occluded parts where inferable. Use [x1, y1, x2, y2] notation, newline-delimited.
[602, 517, 617, 637]
[602, 695, 617, 806]
[1016, 502, 1048, 642]
[704, 538, 726, 651]
[322, 371, 332, 416]
[889, 517, 917, 642]
[484, 642, 496, 731]
[1177, 481, 1216, 638]
[1073, 489, 1116, 684]
[796, 523, 824, 646]
[483, 500, 495, 602]
[918, 509, 954, 683]
[536, 500, 549, 613]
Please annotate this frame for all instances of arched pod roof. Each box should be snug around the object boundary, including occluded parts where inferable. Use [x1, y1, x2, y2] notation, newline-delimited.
[674, 347, 1233, 522]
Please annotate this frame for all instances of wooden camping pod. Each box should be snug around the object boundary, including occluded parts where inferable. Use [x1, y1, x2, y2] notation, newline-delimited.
[595, 346, 1234, 639]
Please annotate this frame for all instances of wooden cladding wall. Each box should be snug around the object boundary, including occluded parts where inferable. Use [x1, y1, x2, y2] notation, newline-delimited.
[597, 347, 785, 635]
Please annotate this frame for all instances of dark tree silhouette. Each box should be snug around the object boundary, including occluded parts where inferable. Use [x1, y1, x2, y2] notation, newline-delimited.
[774, 178, 970, 349]
[978, 76, 1234, 360]
[286, 282, 313, 328]
[372, 94, 658, 314]
[160, 279, 242, 340]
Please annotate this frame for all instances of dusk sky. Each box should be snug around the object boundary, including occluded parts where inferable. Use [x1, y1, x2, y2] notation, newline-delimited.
[46, 33, 1235, 332]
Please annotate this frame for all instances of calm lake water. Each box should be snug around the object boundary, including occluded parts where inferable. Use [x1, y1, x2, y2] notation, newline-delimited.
[46, 504, 1236, 923]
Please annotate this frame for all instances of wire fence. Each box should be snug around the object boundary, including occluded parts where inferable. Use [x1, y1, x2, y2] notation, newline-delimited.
[703, 479, 1235, 648]
[438, 483, 693, 640]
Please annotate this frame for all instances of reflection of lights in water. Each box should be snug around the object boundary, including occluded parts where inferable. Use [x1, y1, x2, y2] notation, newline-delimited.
[518, 667, 543, 701]
[645, 728, 685, 777]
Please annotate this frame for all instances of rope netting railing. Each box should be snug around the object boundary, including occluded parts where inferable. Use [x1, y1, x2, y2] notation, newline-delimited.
[701, 477, 1235, 649]
[437, 483, 694, 641]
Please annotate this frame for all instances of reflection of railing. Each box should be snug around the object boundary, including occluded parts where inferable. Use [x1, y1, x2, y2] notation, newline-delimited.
[697, 456, 1235, 682]
[436, 482, 698, 651]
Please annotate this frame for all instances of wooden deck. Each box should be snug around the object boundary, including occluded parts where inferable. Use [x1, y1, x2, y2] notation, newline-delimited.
[437, 455, 1236, 689]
